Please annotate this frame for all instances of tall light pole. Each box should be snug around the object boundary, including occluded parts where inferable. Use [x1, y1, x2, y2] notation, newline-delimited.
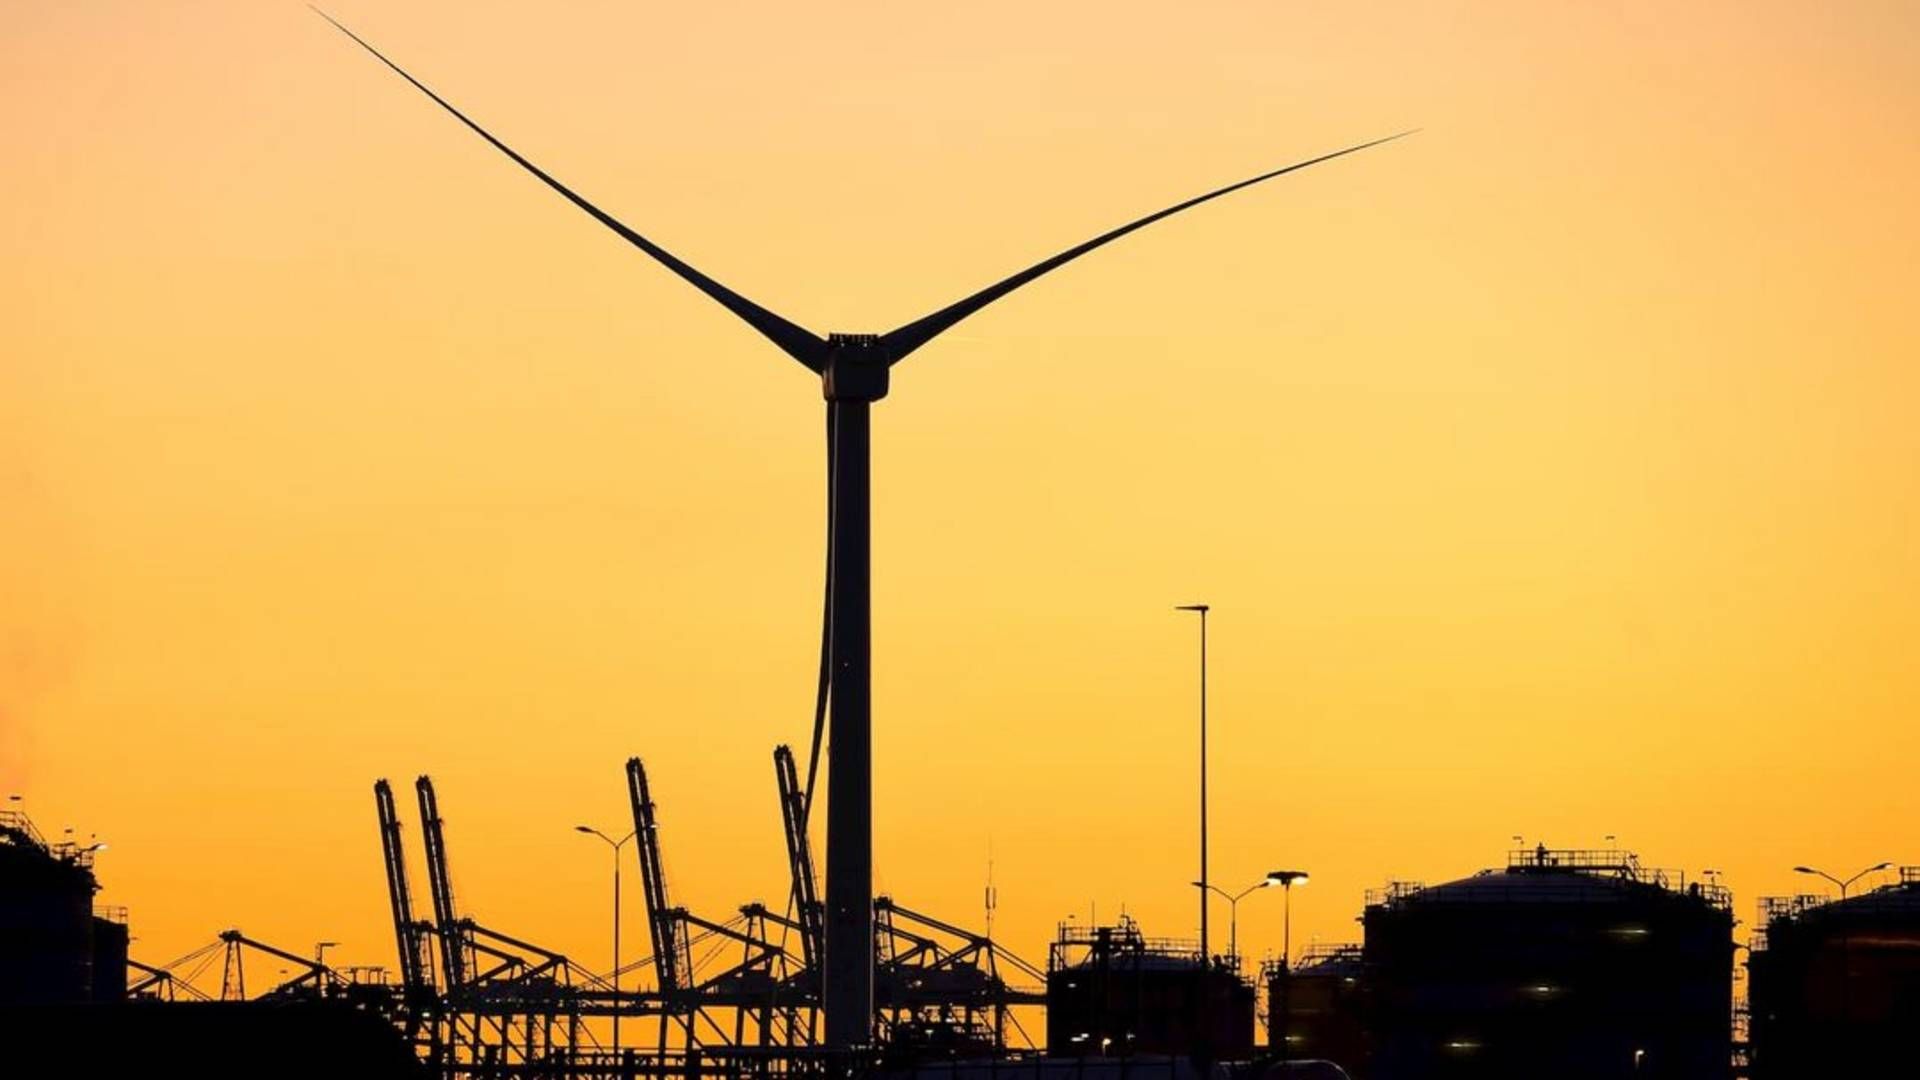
[1175, 599, 1205, 960]
[1195, 876, 1280, 969]
[1268, 869, 1309, 1060]
[1269, 870, 1309, 966]
[579, 825, 637, 1052]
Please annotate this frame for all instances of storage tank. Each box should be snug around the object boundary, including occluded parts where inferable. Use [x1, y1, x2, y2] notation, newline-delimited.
[0, 810, 99, 1005]
[1046, 916, 1256, 1060]
[1747, 866, 1920, 1078]
[1362, 846, 1733, 1080]
[1266, 944, 1367, 1074]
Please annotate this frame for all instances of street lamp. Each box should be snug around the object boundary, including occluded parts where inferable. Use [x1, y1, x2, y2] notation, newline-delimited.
[1195, 877, 1280, 968]
[578, 824, 637, 1053]
[1268, 870, 1309, 966]
[1267, 870, 1309, 1061]
[1175, 604, 1211, 965]
[1794, 862, 1890, 900]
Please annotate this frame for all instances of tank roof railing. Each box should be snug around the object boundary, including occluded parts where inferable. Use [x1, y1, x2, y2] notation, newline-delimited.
[0, 809, 49, 851]
[1364, 880, 1427, 907]
[1051, 917, 1204, 962]
[1758, 869, 1920, 934]
[1760, 894, 1829, 922]
[1262, 943, 1363, 980]
[1507, 846, 1649, 877]
[1694, 882, 1735, 912]
[1, 809, 103, 870]
[1506, 846, 1723, 904]
[1365, 854, 1728, 910]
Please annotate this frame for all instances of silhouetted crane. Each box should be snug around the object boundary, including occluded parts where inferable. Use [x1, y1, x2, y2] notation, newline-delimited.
[412, 775, 584, 1070]
[774, 745, 825, 975]
[626, 756, 794, 1051]
[376, 779, 436, 1002]
[218, 929, 341, 1002]
[415, 776, 470, 994]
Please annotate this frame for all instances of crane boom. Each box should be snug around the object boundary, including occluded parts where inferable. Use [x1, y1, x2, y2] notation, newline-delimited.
[415, 775, 468, 989]
[774, 745, 824, 971]
[219, 929, 339, 1000]
[375, 778, 434, 993]
[625, 756, 683, 994]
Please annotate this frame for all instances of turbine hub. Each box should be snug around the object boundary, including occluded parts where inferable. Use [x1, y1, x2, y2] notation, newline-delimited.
[822, 333, 890, 403]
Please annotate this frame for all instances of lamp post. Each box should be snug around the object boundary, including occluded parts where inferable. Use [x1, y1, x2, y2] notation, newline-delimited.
[1175, 604, 1211, 965]
[578, 825, 637, 1052]
[1196, 877, 1282, 969]
[1267, 870, 1309, 1060]
[1794, 862, 1890, 900]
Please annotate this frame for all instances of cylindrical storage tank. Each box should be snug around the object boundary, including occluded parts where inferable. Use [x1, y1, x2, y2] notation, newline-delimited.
[1046, 918, 1257, 1059]
[1362, 849, 1733, 1080]
[0, 824, 97, 1005]
[1268, 944, 1368, 1074]
[1748, 869, 1920, 1078]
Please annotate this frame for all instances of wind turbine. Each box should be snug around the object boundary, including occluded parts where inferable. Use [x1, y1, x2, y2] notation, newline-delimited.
[316, 10, 1409, 1053]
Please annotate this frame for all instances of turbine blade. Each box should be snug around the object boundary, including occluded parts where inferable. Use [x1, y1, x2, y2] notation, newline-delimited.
[313, 9, 827, 372]
[881, 131, 1415, 363]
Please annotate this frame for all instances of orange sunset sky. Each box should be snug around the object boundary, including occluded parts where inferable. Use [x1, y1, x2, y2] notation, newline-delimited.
[3, 1, 1916, 1000]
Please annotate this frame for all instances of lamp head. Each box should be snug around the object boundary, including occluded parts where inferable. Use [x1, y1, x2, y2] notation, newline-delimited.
[1268, 870, 1309, 887]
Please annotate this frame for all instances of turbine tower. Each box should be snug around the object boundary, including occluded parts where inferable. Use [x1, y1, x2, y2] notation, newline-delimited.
[317, 10, 1408, 1054]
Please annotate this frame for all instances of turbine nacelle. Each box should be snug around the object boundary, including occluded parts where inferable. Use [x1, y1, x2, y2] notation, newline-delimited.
[822, 333, 891, 402]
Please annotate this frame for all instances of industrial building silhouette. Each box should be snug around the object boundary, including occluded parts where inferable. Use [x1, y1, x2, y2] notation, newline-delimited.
[9, 786, 1920, 1078]
[1354, 847, 1735, 1079]
[0, 809, 123, 1008]
[1747, 869, 1920, 1077]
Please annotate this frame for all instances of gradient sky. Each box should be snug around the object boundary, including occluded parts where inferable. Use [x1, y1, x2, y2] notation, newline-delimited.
[3, 1, 1916, 1003]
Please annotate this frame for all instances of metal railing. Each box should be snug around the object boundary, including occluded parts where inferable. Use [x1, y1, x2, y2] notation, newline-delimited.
[0, 809, 47, 850]
[1363, 881, 1426, 907]
[1050, 920, 1202, 963]
[1507, 847, 1649, 877]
